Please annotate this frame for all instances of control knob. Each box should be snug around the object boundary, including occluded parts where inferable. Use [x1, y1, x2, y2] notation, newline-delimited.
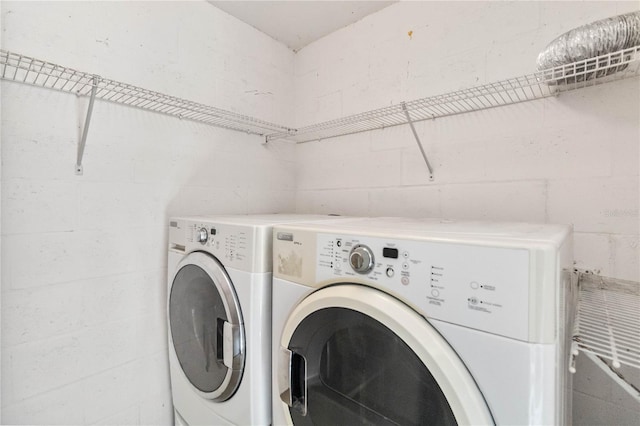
[196, 227, 208, 244]
[349, 245, 374, 274]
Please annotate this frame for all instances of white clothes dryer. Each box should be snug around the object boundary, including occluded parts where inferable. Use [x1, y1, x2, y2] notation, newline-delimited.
[271, 218, 575, 426]
[167, 214, 352, 426]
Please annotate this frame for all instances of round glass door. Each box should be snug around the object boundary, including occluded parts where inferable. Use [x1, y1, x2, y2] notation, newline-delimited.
[169, 252, 245, 401]
[278, 284, 493, 425]
[289, 307, 456, 425]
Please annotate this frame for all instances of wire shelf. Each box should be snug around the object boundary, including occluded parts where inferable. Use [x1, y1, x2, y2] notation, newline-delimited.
[267, 45, 640, 143]
[0, 49, 294, 137]
[2, 46, 639, 145]
[573, 274, 640, 370]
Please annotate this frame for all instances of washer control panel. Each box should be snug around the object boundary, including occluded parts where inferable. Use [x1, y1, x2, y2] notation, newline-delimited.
[316, 233, 530, 341]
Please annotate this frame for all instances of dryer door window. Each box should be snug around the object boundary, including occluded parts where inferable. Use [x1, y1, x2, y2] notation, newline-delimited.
[286, 307, 456, 426]
[169, 252, 244, 401]
[279, 285, 493, 425]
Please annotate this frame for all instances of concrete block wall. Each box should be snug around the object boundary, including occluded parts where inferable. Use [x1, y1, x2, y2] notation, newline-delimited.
[292, 1, 640, 424]
[1, 2, 295, 424]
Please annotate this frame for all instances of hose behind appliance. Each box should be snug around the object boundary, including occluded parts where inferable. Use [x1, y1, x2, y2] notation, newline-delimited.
[537, 11, 640, 84]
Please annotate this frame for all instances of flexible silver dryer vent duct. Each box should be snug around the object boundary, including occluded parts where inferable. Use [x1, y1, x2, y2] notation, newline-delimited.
[537, 11, 640, 80]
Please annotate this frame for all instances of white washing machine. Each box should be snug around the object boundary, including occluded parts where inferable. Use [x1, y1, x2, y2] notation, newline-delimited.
[271, 217, 575, 426]
[167, 214, 353, 426]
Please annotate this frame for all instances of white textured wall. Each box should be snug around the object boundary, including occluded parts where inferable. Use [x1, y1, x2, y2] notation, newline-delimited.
[293, 1, 640, 424]
[2, 1, 639, 425]
[1, 1, 295, 424]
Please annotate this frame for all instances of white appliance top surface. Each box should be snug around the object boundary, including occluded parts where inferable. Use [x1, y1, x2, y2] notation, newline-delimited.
[172, 214, 348, 228]
[277, 217, 571, 246]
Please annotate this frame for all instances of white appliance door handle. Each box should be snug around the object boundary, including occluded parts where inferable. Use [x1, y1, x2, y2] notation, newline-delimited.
[222, 320, 243, 370]
[279, 346, 307, 416]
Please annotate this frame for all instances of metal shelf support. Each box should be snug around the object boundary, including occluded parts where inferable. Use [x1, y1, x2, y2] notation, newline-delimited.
[401, 102, 434, 180]
[75, 75, 98, 175]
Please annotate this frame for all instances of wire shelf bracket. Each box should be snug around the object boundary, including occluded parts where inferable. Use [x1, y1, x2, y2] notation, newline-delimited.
[401, 101, 434, 180]
[75, 75, 98, 175]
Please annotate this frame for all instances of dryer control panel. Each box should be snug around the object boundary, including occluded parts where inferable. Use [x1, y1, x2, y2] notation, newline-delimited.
[316, 233, 530, 342]
[169, 219, 254, 272]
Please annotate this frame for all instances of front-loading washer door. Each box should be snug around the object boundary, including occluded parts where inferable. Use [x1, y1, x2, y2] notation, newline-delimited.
[278, 284, 494, 426]
[169, 251, 245, 401]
